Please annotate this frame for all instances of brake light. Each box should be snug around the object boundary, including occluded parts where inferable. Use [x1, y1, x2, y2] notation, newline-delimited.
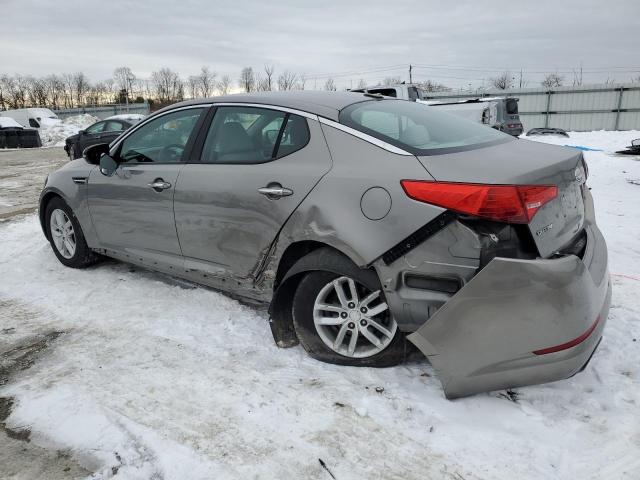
[401, 181, 558, 224]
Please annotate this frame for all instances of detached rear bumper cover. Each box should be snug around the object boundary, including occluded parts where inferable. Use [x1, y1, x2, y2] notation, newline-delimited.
[408, 221, 611, 398]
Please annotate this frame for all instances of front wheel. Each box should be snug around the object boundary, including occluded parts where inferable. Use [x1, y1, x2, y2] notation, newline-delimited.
[292, 269, 405, 367]
[45, 197, 100, 268]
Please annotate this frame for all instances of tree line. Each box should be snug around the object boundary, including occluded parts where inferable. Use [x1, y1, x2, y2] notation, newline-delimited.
[0, 64, 455, 111]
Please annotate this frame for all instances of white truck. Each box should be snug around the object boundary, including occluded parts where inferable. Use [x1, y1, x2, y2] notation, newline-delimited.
[350, 84, 523, 136]
[0, 108, 60, 129]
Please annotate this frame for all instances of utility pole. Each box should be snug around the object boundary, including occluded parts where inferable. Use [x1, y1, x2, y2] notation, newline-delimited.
[409, 64, 413, 84]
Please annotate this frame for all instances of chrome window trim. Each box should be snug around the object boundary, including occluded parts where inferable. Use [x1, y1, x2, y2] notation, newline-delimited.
[110, 102, 412, 157]
[211, 102, 319, 120]
[109, 104, 212, 153]
[318, 117, 413, 156]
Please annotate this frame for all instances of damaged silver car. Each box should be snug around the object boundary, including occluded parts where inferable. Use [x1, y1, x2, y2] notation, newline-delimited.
[39, 91, 611, 398]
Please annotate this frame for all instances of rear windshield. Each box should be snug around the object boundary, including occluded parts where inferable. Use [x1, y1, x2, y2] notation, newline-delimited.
[506, 99, 519, 115]
[339, 100, 513, 155]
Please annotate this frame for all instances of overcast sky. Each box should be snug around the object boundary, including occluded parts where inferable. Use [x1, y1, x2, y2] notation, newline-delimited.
[2, 0, 639, 90]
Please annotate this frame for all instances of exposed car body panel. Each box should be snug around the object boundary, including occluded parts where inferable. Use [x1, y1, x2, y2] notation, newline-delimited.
[408, 190, 609, 398]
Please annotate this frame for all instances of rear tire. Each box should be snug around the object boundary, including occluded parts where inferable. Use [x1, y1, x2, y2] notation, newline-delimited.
[292, 268, 406, 367]
[45, 197, 100, 268]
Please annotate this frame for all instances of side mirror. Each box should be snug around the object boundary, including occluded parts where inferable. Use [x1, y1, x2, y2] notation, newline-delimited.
[99, 154, 118, 177]
[83, 143, 110, 164]
[78, 129, 85, 135]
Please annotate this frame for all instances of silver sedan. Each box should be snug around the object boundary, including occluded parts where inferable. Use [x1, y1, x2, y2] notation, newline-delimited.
[39, 91, 611, 398]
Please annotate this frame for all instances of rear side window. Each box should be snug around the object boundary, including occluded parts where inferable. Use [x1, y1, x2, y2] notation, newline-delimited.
[200, 106, 309, 164]
[86, 122, 106, 134]
[339, 100, 513, 155]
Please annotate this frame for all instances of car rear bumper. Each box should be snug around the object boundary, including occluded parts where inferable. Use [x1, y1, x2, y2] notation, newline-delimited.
[407, 220, 611, 398]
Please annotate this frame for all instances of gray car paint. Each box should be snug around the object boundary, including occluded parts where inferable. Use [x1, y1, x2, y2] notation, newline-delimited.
[39, 91, 611, 398]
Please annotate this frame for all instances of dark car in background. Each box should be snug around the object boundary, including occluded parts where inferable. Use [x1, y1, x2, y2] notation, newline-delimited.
[64, 118, 138, 159]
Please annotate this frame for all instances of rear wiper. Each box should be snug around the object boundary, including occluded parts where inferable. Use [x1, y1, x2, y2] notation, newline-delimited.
[363, 93, 385, 100]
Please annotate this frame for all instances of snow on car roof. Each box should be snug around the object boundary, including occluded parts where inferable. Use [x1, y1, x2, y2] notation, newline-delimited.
[0, 116, 24, 128]
[105, 113, 146, 122]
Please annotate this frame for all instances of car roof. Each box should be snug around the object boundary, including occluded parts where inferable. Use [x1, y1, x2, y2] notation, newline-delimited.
[161, 91, 380, 121]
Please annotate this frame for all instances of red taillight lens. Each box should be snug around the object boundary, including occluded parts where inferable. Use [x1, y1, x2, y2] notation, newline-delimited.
[401, 181, 558, 224]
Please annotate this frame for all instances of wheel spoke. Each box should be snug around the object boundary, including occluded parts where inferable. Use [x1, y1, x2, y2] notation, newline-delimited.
[63, 220, 73, 233]
[368, 319, 393, 338]
[64, 238, 75, 256]
[54, 210, 65, 227]
[360, 290, 380, 308]
[347, 328, 359, 355]
[347, 277, 359, 303]
[315, 303, 344, 313]
[332, 279, 349, 308]
[316, 316, 346, 326]
[360, 327, 382, 348]
[366, 302, 388, 318]
[333, 323, 349, 349]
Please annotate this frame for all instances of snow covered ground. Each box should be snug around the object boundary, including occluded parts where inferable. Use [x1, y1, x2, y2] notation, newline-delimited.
[0, 131, 639, 479]
[38, 114, 99, 147]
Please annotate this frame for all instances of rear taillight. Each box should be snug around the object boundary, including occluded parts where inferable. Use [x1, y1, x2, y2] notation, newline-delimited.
[401, 180, 558, 224]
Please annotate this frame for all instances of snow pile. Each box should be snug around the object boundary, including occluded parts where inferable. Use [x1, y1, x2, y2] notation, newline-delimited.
[38, 114, 99, 147]
[0, 131, 639, 479]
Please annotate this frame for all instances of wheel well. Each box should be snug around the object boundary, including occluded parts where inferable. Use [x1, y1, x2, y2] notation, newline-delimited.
[39, 192, 62, 239]
[274, 240, 328, 290]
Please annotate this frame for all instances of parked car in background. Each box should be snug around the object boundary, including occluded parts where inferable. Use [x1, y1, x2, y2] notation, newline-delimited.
[39, 91, 610, 398]
[352, 84, 524, 136]
[0, 107, 59, 129]
[64, 118, 139, 159]
[0, 116, 42, 148]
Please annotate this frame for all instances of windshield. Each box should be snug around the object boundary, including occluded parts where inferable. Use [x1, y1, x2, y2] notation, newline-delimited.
[339, 100, 513, 155]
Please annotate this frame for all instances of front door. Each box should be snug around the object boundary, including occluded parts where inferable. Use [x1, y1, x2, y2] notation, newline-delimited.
[88, 107, 205, 265]
[174, 106, 331, 280]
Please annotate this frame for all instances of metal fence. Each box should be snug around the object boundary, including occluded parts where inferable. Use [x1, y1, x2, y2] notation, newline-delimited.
[53, 102, 150, 120]
[424, 83, 640, 132]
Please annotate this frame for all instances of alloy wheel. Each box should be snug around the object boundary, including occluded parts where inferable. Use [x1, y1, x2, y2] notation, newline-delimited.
[50, 208, 76, 259]
[313, 276, 397, 358]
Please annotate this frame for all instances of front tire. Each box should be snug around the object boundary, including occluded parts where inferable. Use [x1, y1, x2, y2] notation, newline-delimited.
[292, 268, 405, 367]
[45, 197, 99, 268]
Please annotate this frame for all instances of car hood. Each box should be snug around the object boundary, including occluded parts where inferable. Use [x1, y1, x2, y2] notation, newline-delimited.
[65, 133, 80, 144]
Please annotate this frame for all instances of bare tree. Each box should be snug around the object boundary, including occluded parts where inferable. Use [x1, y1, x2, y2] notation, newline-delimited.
[217, 75, 232, 95]
[73, 72, 90, 106]
[572, 64, 583, 86]
[541, 73, 564, 88]
[113, 67, 136, 102]
[382, 76, 403, 86]
[297, 73, 307, 90]
[256, 75, 271, 91]
[631, 75, 640, 84]
[239, 67, 256, 92]
[151, 68, 182, 103]
[43, 75, 64, 109]
[278, 70, 298, 91]
[490, 72, 514, 90]
[356, 78, 367, 89]
[198, 66, 216, 97]
[263, 65, 275, 91]
[418, 80, 450, 92]
[324, 78, 337, 91]
[27, 76, 48, 106]
[187, 75, 199, 99]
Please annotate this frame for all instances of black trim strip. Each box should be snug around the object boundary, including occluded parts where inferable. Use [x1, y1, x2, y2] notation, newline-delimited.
[381, 211, 457, 265]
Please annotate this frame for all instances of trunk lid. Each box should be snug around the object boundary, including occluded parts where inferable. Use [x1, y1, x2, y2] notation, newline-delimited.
[415, 139, 585, 258]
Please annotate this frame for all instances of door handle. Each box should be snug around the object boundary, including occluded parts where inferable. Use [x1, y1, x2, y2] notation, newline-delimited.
[258, 185, 293, 199]
[148, 179, 172, 191]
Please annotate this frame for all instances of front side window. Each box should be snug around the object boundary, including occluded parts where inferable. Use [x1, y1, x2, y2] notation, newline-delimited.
[29, 118, 40, 128]
[118, 108, 203, 163]
[86, 122, 106, 134]
[340, 100, 513, 156]
[200, 106, 309, 164]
